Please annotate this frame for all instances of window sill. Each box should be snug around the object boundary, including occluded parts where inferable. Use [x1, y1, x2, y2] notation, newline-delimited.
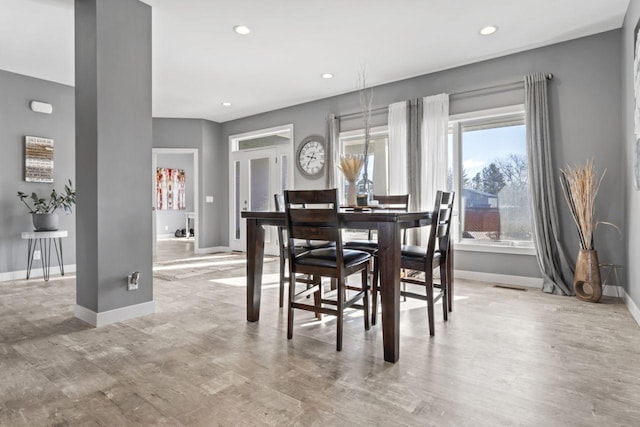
[454, 241, 536, 256]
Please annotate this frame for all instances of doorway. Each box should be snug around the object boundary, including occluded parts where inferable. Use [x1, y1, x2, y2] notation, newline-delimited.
[228, 124, 294, 255]
[152, 148, 199, 257]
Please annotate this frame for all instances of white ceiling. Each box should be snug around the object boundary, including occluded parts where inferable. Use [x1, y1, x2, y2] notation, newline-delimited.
[0, 0, 630, 123]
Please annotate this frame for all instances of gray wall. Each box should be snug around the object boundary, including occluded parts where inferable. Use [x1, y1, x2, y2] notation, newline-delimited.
[152, 118, 225, 248]
[156, 153, 194, 236]
[622, 1, 640, 308]
[75, 0, 152, 312]
[0, 69, 76, 274]
[222, 30, 624, 280]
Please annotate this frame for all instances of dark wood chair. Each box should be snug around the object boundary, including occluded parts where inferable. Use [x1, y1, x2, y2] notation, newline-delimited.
[371, 191, 454, 336]
[284, 189, 371, 351]
[275, 194, 331, 308]
[344, 194, 409, 325]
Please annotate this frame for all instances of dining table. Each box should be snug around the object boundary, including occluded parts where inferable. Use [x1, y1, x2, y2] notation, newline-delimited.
[242, 207, 433, 363]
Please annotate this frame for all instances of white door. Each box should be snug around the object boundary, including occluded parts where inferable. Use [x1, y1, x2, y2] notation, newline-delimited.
[229, 146, 292, 255]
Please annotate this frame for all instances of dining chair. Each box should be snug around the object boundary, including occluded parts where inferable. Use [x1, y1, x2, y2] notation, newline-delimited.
[344, 194, 410, 325]
[284, 189, 371, 351]
[275, 194, 331, 308]
[370, 191, 454, 336]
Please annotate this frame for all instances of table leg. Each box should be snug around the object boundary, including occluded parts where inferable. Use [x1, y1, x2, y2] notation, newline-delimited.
[377, 222, 401, 363]
[246, 218, 266, 322]
[26, 238, 36, 279]
[39, 238, 51, 281]
[54, 237, 64, 276]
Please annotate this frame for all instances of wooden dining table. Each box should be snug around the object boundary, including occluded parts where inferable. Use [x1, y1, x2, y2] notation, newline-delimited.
[242, 208, 432, 363]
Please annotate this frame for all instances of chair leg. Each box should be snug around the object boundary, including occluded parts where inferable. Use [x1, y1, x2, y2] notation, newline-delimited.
[425, 270, 435, 337]
[371, 258, 379, 326]
[402, 269, 407, 302]
[337, 278, 344, 351]
[287, 271, 296, 340]
[314, 276, 323, 320]
[440, 263, 448, 322]
[362, 269, 370, 331]
[279, 254, 286, 308]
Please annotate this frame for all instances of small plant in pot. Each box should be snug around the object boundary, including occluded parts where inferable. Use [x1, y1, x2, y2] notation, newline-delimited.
[17, 180, 76, 231]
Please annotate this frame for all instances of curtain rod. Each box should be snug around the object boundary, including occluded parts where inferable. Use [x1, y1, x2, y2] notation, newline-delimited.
[336, 73, 554, 120]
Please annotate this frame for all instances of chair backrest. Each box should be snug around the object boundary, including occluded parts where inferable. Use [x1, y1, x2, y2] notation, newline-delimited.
[284, 189, 343, 267]
[370, 194, 410, 241]
[427, 191, 455, 256]
[373, 194, 409, 210]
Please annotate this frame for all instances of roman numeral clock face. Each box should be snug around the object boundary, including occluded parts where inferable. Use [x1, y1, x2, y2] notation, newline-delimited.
[296, 137, 326, 178]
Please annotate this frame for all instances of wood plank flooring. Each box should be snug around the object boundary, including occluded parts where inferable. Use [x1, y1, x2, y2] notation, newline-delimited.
[1, 240, 639, 426]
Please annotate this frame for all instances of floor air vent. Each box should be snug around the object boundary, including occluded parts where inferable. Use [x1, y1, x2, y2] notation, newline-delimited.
[493, 284, 528, 291]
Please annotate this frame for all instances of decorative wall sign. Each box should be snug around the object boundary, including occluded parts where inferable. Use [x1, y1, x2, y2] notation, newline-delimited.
[634, 19, 640, 190]
[156, 167, 186, 210]
[24, 136, 54, 183]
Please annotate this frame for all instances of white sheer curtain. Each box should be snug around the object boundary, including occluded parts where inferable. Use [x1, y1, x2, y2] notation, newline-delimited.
[388, 101, 408, 194]
[421, 94, 449, 240]
[421, 94, 449, 206]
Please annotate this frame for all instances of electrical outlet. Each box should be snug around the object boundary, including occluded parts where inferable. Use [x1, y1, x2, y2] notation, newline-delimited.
[33, 250, 41, 260]
[127, 272, 140, 291]
[206, 196, 214, 203]
[164, 225, 168, 231]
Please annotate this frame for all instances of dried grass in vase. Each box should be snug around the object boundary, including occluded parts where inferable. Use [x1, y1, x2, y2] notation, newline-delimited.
[559, 159, 605, 251]
[338, 154, 364, 182]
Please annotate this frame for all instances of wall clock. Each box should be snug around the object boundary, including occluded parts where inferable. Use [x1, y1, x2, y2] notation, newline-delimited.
[296, 135, 326, 178]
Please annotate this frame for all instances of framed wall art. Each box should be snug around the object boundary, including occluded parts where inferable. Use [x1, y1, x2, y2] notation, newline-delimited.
[156, 167, 186, 210]
[24, 136, 54, 183]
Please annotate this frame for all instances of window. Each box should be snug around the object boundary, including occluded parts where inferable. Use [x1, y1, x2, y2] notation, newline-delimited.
[449, 106, 533, 249]
[338, 126, 389, 199]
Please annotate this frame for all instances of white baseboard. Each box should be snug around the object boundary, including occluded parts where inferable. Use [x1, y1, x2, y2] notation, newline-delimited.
[156, 233, 177, 239]
[74, 300, 156, 327]
[194, 246, 231, 255]
[455, 269, 625, 297]
[623, 289, 640, 329]
[0, 264, 76, 283]
[454, 269, 544, 288]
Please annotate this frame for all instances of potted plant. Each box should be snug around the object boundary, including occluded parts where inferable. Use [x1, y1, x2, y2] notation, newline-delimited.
[17, 179, 76, 231]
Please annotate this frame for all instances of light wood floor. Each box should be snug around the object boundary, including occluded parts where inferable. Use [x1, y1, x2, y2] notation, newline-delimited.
[1, 240, 639, 426]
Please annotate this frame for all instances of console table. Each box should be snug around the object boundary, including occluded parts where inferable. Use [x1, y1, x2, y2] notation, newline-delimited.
[21, 230, 68, 281]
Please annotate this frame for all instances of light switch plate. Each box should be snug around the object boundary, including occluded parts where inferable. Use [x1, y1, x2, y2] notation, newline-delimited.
[206, 196, 214, 203]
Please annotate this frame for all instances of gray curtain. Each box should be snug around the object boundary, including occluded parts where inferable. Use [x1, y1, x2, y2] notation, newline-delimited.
[407, 99, 423, 245]
[524, 73, 574, 295]
[326, 114, 340, 189]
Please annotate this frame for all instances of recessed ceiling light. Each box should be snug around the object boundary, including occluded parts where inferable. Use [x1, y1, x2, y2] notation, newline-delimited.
[221, 102, 232, 107]
[479, 25, 498, 36]
[233, 25, 251, 35]
[321, 73, 334, 79]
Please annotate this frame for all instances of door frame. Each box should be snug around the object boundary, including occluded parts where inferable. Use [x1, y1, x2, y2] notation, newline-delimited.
[152, 148, 199, 255]
[228, 124, 294, 253]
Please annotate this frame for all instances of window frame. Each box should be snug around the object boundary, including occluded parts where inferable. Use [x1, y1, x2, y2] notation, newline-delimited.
[337, 125, 389, 198]
[449, 105, 535, 256]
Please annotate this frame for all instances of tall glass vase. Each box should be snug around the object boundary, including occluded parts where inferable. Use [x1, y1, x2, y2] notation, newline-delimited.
[356, 175, 373, 206]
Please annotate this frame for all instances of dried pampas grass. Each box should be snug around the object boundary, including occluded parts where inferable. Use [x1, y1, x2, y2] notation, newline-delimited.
[338, 154, 364, 182]
[559, 159, 605, 250]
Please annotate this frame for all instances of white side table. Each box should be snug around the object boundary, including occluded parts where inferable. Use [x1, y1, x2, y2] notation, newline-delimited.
[599, 263, 623, 298]
[21, 230, 68, 281]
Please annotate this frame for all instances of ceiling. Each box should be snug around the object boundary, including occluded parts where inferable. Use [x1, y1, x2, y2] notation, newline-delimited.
[0, 0, 630, 123]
